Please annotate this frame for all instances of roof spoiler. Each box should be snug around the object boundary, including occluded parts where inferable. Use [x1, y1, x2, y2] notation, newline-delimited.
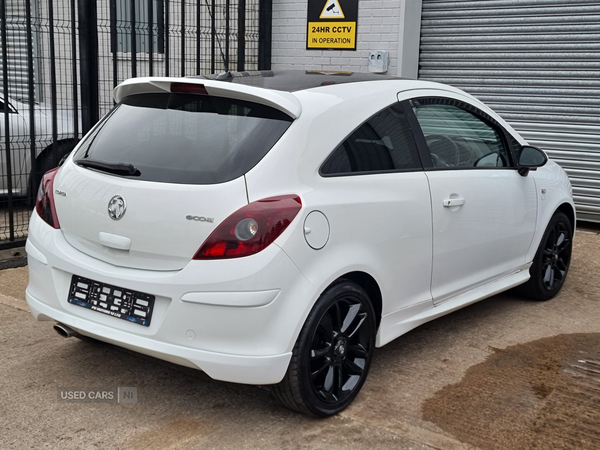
[113, 77, 302, 119]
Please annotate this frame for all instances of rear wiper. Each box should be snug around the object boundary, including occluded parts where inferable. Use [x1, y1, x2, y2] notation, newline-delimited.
[76, 159, 141, 176]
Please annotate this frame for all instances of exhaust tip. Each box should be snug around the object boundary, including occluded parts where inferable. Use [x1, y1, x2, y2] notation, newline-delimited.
[53, 323, 78, 338]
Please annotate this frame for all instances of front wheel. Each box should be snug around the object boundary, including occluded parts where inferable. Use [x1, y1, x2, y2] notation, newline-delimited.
[517, 211, 573, 301]
[271, 280, 376, 417]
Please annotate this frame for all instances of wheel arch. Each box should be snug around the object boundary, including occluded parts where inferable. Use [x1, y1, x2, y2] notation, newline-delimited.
[556, 202, 576, 231]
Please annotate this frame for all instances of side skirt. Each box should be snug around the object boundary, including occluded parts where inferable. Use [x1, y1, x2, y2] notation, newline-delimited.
[376, 267, 531, 347]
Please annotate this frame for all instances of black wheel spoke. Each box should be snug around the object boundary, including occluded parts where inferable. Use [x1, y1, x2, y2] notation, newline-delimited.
[347, 314, 366, 338]
[341, 375, 360, 392]
[319, 313, 335, 342]
[311, 360, 330, 380]
[558, 238, 570, 254]
[336, 365, 344, 397]
[341, 303, 361, 334]
[544, 265, 554, 286]
[323, 365, 335, 393]
[348, 343, 368, 358]
[343, 358, 365, 376]
[311, 346, 330, 360]
[556, 231, 565, 247]
[333, 302, 342, 333]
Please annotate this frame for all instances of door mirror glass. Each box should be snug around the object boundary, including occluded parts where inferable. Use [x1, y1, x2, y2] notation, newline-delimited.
[518, 146, 547, 167]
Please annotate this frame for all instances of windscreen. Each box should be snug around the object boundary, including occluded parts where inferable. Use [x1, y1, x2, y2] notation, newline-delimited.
[73, 92, 293, 184]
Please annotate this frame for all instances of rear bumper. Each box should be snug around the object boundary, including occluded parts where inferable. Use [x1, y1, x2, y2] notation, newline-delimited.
[26, 211, 316, 385]
[26, 291, 292, 384]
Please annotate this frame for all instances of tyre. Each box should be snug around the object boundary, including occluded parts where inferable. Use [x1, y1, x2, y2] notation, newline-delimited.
[517, 211, 573, 301]
[271, 280, 376, 417]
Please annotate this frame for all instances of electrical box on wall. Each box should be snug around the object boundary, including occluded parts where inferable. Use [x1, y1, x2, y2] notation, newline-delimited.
[368, 50, 389, 73]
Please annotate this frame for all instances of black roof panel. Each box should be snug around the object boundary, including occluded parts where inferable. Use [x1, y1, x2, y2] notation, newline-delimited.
[190, 70, 402, 92]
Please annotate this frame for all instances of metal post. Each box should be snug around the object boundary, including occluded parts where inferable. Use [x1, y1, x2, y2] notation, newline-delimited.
[258, 0, 272, 70]
[165, 0, 170, 76]
[78, 0, 99, 134]
[196, 0, 200, 74]
[181, 0, 185, 76]
[109, 0, 118, 88]
[0, 0, 14, 241]
[25, 0, 37, 204]
[48, 0, 59, 165]
[130, 0, 137, 77]
[157, 0, 164, 54]
[70, 0, 79, 138]
[225, 0, 229, 72]
[148, 0, 154, 75]
[210, 0, 215, 73]
[237, 0, 245, 71]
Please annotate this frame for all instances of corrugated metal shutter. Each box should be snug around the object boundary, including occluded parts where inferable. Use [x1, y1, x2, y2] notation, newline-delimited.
[419, 0, 600, 222]
[2, 0, 35, 101]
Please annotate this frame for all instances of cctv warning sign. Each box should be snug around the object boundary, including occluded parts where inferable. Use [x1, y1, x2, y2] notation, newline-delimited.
[307, 0, 358, 50]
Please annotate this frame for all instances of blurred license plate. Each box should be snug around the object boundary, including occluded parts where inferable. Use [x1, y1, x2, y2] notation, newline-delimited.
[68, 275, 154, 327]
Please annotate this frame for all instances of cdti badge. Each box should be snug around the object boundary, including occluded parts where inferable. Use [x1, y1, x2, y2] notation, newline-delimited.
[307, 0, 358, 50]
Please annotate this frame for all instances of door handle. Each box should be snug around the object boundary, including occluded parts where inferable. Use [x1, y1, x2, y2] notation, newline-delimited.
[443, 198, 465, 207]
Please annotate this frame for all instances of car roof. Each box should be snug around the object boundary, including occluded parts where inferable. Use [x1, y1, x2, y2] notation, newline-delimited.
[190, 70, 405, 92]
[113, 71, 468, 120]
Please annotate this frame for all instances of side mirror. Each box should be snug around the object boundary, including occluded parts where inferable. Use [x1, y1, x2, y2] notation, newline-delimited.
[516, 146, 548, 176]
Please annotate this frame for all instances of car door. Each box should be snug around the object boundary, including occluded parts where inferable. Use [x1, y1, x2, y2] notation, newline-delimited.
[406, 97, 537, 305]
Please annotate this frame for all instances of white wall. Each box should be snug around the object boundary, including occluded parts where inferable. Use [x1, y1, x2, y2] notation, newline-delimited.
[271, 0, 422, 78]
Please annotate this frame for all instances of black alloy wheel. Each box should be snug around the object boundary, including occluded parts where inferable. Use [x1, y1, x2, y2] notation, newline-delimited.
[517, 211, 573, 301]
[541, 219, 571, 292]
[271, 280, 376, 417]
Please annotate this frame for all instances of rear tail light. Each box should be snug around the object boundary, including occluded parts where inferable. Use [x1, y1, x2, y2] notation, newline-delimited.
[194, 195, 302, 259]
[35, 168, 61, 229]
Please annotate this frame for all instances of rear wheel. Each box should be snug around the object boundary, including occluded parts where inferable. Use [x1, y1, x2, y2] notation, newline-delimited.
[271, 280, 376, 417]
[517, 211, 573, 300]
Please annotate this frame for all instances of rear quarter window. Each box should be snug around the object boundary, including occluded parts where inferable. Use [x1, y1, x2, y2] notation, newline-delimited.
[320, 103, 421, 176]
[74, 93, 293, 184]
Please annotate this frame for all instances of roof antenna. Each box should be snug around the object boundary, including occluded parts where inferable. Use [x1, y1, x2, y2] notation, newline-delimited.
[216, 71, 233, 81]
[204, 0, 229, 73]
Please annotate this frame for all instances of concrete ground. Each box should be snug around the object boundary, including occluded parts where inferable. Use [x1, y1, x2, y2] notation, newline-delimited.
[1, 226, 599, 450]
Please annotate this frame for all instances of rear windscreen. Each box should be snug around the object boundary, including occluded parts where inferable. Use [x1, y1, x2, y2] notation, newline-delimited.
[73, 92, 293, 184]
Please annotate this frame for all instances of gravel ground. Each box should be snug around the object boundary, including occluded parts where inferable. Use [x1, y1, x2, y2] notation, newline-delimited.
[0, 226, 599, 449]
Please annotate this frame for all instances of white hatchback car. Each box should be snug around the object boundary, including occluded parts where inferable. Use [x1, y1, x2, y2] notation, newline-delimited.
[26, 70, 575, 416]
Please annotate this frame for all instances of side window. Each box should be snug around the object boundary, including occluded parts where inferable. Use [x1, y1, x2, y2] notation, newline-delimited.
[412, 100, 510, 169]
[321, 103, 421, 175]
